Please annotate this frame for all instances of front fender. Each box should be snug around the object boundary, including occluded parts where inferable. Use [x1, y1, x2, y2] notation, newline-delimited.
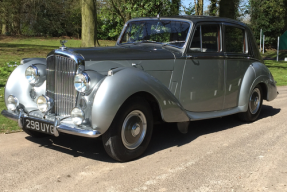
[5, 59, 46, 112]
[90, 67, 189, 134]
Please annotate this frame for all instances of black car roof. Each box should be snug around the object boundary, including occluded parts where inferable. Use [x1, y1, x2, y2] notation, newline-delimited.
[130, 15, 247, 27]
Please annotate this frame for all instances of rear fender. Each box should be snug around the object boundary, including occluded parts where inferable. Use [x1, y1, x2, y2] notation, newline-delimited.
[238, 62, 277, 112]
[90, 67, 189, 134]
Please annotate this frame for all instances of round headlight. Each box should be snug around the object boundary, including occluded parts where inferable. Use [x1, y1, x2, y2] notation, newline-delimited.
[74, 73, 89, 93]
[71, 108, 84, 125]
[37, 95, 52, 113]
[7, 95, 19, 111]
[25, 65, 39, 85]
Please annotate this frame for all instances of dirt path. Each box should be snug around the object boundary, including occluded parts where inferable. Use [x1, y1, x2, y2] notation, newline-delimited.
[1, 86, 286, 192]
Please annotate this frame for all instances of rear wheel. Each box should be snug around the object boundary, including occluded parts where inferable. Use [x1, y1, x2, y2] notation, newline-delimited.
[238, 85, 263, 122]
[102, 97, 153, 162]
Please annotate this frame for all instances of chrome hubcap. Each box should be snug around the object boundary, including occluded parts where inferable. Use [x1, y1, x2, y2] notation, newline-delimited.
[131, 123, 141, 137]
[249, 88, 261, 114]
[121, 110, 147, 150]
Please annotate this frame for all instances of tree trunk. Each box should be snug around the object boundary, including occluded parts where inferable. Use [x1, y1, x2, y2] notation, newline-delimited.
[219, 0, 239, 19]
[13, 0, 21, 35]
[1, 23, 7, 35]
[209, 0, 217, 16]
[194, 0, 197, 15]
[93, 0, 100, 46]
[81, 0, 95, 47]
[198, 0, 203, 15]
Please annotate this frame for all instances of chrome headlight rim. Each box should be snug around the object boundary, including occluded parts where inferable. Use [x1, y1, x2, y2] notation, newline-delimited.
[36, 95, 53, 113]
[7, 95, 19, 111]
[74, 72, 90, 93]
[71, 107, 85, 125]
[25, 65, 40, 85]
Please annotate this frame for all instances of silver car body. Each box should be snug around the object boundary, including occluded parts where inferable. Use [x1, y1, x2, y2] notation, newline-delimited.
[2, 16, 277, 138]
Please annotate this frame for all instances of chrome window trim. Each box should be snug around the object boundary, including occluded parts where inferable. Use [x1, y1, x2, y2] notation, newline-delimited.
[116, 18, 193, 50]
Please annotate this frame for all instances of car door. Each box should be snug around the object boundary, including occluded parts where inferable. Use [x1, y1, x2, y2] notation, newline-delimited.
[223, 23, 253, 109]
[180, 22, 225, 112]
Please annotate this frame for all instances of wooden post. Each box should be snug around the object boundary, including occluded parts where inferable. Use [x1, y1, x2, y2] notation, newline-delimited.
[277, 36, 280, 62]
[263, 35, 265, 54]
[260, 29, 262, 52]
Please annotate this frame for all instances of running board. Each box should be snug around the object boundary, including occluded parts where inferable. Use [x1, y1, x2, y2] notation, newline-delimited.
[186, 105, 247, 121]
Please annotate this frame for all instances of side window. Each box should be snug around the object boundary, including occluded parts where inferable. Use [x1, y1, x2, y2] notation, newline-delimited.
[190, 24, 220, 52]
[225, 26, 246, 53]
[201, 25, 220, 52]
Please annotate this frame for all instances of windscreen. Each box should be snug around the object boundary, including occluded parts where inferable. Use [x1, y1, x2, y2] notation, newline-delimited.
[119, 20, 191, 48]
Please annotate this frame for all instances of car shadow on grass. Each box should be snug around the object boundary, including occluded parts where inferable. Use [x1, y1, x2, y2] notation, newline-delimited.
[25, 105, 280, 163]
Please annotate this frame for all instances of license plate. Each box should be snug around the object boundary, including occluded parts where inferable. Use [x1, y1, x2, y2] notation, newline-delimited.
[24, 118, 54, 135]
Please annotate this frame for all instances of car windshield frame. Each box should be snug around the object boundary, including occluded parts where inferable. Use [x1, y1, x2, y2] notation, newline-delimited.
[117, 18, 193, 49]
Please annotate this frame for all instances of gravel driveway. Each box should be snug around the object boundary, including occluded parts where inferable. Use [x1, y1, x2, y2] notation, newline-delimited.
[1, 86, 286, 192]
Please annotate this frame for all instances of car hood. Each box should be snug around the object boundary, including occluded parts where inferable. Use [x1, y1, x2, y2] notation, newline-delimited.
[68, 44, 176, 61]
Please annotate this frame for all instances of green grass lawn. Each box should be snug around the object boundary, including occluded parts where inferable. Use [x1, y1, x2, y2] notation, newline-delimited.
[265, 60, 287, 86]
[261, 49, 287, 60]
[0, 36, 286, 133]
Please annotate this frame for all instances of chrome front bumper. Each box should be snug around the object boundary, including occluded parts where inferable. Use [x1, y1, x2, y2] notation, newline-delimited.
[1, 110, 101, 138]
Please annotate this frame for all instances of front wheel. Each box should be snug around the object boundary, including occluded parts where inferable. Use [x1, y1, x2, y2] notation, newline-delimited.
[102, 97, 153, 162]
[237, 85, 263, 122]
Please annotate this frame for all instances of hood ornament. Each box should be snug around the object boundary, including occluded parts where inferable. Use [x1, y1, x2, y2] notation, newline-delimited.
[60, 40, 68, 51]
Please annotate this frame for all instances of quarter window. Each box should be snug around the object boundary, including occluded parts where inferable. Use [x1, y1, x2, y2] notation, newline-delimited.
[225, 26, 246, 53]
[190, 24, 221, 52]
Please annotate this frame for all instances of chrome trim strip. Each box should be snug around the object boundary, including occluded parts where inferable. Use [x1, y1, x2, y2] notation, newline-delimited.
[1, 110, 18, 122]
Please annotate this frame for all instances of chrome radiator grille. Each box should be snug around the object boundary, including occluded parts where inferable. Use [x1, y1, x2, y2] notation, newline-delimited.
[46, 55, 78, 116]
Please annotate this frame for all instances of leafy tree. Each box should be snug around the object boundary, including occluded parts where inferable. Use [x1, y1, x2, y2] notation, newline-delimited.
[99, 0, 180, 40]
[249, 0, 287, 47]
[182, 2, 195, 15]
[284, 0, 287, 32]
[209, 0, 218, 16]
[219, 0, 240, 19]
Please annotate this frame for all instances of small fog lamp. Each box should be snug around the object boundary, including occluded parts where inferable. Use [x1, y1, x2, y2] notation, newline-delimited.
[7, 95, 19, 111]
[37, 95, 52, 113]
[71, 108, 84, 125]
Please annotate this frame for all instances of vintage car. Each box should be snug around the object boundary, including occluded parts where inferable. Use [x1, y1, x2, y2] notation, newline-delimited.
[2, 16, 278, 161]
